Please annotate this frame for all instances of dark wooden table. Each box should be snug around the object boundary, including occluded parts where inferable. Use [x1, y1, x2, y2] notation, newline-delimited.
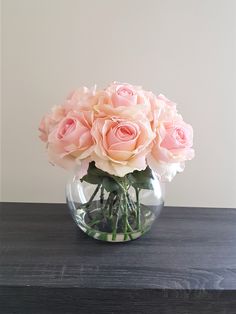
[0, 203, 236, 314]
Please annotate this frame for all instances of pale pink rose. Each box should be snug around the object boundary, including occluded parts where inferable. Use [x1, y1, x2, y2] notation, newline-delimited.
[105, 82, 142, 107]
[151, 119, 194, 162]
[39, 86, 99, 142]
[75, 157, 91, 179]
[39, 105, 66, 142]
[94, 82, 146, 119]
[145, 91, 164, 131]
[147, 95, 194, 181]
[47, 111, 94, 170]
[110, 83, 138, 107]
[95, 82, 163, 131]
[39, 85, 194, 180]
[148, 160, 186, 182]
[157, 94, 177, 109]
[65, 86, 98, 112]
[38, 87, 95, 143]
[91, 116, 155, 176]
[39, 87, 100, 173]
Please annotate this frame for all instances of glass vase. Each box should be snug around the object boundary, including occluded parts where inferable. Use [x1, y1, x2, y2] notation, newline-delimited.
[66, 167, 165, 242]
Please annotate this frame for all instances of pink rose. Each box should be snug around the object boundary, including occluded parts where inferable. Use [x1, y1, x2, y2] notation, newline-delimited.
[109, 83, 138, 107]
[153, 119, 194, 163]
[47, 111, 94, 170]
[38, 87, 96, 143]
[91, 116, 155, 176]
[39, 86, 99, 170]
[147, 95, 194, 181]
[95, 82, 145, 119]
[39, 105, 66, 142]
[39, 85, 194, 180]
[105, 82, 143, 105]
[157, 94, 177, 109]
[95, 82, 162, 129]
[65, 86, 98, 112]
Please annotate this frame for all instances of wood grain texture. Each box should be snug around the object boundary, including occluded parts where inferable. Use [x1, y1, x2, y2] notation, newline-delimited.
[0, 202, 236, 313]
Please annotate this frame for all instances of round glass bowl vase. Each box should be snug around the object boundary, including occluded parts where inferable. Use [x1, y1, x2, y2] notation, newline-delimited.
[66, 170, 165, 242]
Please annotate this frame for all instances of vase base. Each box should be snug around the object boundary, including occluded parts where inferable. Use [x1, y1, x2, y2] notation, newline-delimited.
[80, 218, 152, 242]
[68, 201, 163, 242]
[79, 223, 149, 242]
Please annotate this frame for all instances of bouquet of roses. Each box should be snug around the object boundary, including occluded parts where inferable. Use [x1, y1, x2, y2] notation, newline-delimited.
[39, 82, 194, 241]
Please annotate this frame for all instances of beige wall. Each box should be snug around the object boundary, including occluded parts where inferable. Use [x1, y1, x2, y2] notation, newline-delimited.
[2, 0, 236, 207]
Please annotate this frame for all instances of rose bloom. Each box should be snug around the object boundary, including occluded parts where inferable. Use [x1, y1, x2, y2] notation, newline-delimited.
[46, 111, 94, 170]
[39, 105, 66, 142]
[105, 82, 143, 108]
[66, 85, 102, 112]
[94, 82, 162, 131]
[91, 115, 155, 177]
[39, 84, 194, 180]
[147, 95, 194, 181]
[39, 86, 101, 172]
[39, 86, 99, 143]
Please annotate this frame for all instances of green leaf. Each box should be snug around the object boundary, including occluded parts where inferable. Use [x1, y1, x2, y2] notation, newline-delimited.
[81, 162, 106, 184]
[81, 162, 154, 190]
[134, 181, 154, 190]
[88, 161, 110, 177]
[81, 174, 103, 185]
[128, 167, 154, 190]
[102, 177, 121, 192]
[81, 162, 123, 190]
[132, 166, 154, 181]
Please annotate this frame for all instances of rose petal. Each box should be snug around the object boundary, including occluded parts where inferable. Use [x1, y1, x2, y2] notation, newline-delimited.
[107, 149, 133, 161]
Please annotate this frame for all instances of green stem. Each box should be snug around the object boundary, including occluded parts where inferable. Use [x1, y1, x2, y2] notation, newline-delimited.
[124, 194, 134, 232]
[126, 192, 137, 217]
[123, 194, 128, 241]
[109, 195, 118, 218]
[100, 186, 104, 205]
[88, 219, 102, 227]
[83, 184, 101, 208]
[102, 192, 116, 217]
[111, 195, 121, 241]
[126, 220, 134, 233]
[108, 193, 116, 218]
[135, 187, 141, 230]
[112, 213, 119, 241]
